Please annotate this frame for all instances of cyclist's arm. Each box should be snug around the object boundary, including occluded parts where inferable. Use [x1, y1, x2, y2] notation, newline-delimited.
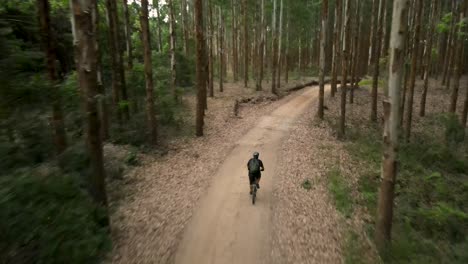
[260, 160, 265, 171]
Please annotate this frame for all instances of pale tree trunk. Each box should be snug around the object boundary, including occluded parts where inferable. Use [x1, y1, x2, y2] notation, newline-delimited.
[231, 0, 238, 82]
[442, 1, 456, 86]
[140, 0, 158, 144]
[276, 0, 284, 90]
[256, 0, 265, 91]
[420, 0, 438, 117]
[243, 0, 248, 87]
[169, 0, 177, 101]
[70, 0, 108, 210]
[154, 0, 163, 52]
[449, 0, 467, 113]
[350, 0, 361, 104]
[318, 0, 328, 119]
[123, 0, 133, 69]
[371, 0, 387, 122]
[404, 0, 423, 141]
[219, 6, 224, 92]
[339, 0, 352, 138]
[331, 0, 342, 97]
[195, 0, 206, 136]
[271, 0, 278, 94]
[181, 0, 189, 56]
[37, 0, 67, 154]
[368, 0, 379, 67]
[375, 0, 409, 251]
[284, 18, 289, 84]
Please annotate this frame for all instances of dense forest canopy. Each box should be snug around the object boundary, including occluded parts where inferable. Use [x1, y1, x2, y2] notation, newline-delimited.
[1, 0, 467, 263]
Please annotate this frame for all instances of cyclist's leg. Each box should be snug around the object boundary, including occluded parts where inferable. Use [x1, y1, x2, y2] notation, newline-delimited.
[248, 173, 255, 194]
[255, 175, 261, 188]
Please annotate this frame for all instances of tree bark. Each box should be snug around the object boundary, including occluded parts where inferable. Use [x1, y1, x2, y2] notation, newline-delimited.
[123, 0, 133, 69]
[350, 0, 361, 104]
[243, 0, 248, 87]
[181, 0, 189, 56]
[256, 0, 265, 91]
[339, 0, 352, 138]
[271, 0, 278, 94]
[375, 0, 409, 250]
[208, 0, 214, 97]
[371, 0, 387, 122]
[70, 0, 109, 210]
[318, 0, 328, 119]
[37, 0, 67, 154]
[368, 0, 379, 67]
[169, 0, 177, 101]
[195, 0, 206, 136]
[331, 0, 342, 97]
[276, 0, 284, 90]
[404, 0, 423, 141]
[449, 0, 467, 113]
[219, 6, 224, 93]
[154, 0, 163, 52]
[140, 0, 158, 145]
[419, 0, 438, 117]
[231, 0, 238, 82]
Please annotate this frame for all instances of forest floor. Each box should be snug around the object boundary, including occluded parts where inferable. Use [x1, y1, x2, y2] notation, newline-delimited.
[106, 77, 327, 264]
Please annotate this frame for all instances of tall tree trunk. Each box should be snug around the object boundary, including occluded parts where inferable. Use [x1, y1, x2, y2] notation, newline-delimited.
[105, 0, 122, 122]
[208, 0, 214, 97]
[256, 0, 265, 91]
[70, 0, 108, 210]
[219, 6, 224, 92]
[195, 0, 206, 136]
[420, 0, 438, 117]
[140, 0, 158, 145]
[350, 0, 361, 104]
[449, 0, 467, 113]
[331, 0, 342, 97]
[243, 0, 248, 87]
[375, 0, 409, 251]
[284, 18, 289, 84]
[339, 0, 352, 138]
[122, 0, 133, 69]
[371, 0, 387, 122]
[442, 1, 456, 85]
[168, 0, 177, 101]
[94, 0, 109, 139]
[271, 0, 278, 94]
[181, 0, 189, 56]
[276, 0, 284, 90]
[154, 0, 163, 52]
[231, 0, 238, 82]
[37, 0, 67, 154]
[318, 0, 328, 119]
[404, 0, 423, 141]
[368, 0, 379, 68]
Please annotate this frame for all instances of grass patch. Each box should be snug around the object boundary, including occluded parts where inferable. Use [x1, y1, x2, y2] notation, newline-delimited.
[345, 113, 468, 263]
[302, 179, 312, 190]
[328, 168, 354, 218]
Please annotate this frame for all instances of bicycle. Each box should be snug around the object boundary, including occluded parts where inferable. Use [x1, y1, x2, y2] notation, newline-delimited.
[251, 183, 258, 205]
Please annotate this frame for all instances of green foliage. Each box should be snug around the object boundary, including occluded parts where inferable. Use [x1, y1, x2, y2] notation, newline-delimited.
[125, 151, 139, 166]
[347, 120, 468, 263]
[0, 169, 111, 264]
[436, 13, 453, 33]
[328, 168, 354, 218]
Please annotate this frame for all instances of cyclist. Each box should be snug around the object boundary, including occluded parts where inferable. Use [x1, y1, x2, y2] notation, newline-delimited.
[247, 152, 264, 194]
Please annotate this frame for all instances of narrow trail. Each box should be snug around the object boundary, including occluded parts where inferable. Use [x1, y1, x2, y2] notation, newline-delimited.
[175, 87, 322, 264]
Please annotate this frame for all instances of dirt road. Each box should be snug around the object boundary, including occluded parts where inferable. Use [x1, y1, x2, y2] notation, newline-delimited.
[175, 87, 322, 264]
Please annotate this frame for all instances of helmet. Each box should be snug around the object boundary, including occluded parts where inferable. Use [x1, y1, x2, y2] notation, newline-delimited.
[253, 152, 259, 158]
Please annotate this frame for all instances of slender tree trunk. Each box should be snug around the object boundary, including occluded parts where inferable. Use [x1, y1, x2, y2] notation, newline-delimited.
[37, 0, 67, 154]
[154, 0, 163, 52]
[94, 0, 109, 139]
[331, 0, 342, 97]
[276, 0, 284, 90]
[271, 0, 278, 94]
[375, 0, 409, 251]
[231, 0, 238, 82]
[442, 1, 456, 85]
[208, 0, 214, 97]
[140, 0, 158, 145]
[318, 0, 328, 119]
[350, 0, 361, 104]
[243, 0, 248, 87]
[181, 0, 189, 56]
[195, 0, 206, 136]
[339, 0, 352, 138]
[219, 6, 224, 92]
[450, 0, 467, 113]
[420, 0, 438, 117]
[368, 0, 379, 68]
[169, 0, 177, 101]
[122, 0, 133, 69]
[404, 0, 423, 141]
[70, 0, 108, 210]
[371, 0, 387, 122]
[256, 0, 265, 91]
[284, 18, 289, 84]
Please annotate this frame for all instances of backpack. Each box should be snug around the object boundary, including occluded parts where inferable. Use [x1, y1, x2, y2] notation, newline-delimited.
[248, 159, 260, 173]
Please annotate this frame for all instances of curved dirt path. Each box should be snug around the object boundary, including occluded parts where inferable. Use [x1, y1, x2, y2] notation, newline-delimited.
[175, 87, 321, 264]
